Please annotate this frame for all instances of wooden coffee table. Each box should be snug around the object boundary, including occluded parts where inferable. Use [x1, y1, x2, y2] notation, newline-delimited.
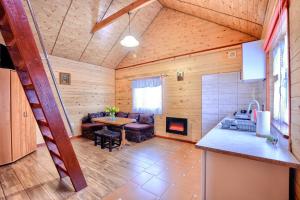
[92, 117, 136, 148]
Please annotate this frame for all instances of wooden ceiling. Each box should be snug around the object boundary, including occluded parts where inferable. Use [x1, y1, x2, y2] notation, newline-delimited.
[0, 0, 269, 69]
[6, 0, 162, 68]
[159, 0, 269, 38]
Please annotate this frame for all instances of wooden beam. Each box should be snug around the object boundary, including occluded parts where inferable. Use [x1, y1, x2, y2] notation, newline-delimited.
[91, 0, 156, 33]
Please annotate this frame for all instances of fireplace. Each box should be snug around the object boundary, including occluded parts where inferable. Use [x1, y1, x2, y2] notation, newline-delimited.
[166, 117, 188, 135]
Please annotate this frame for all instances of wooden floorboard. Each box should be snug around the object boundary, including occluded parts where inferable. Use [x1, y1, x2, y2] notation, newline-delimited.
[0, 137, 202, 200]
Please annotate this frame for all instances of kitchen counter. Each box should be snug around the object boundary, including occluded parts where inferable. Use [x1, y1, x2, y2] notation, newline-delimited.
[196, 123, 300, 168]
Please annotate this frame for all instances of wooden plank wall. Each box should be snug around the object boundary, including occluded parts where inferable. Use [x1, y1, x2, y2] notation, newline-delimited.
[41, 55, 115, 137]
[118, 8, 256, 69]
[289, 0, 300, 198]
[116, 45, 244, 142]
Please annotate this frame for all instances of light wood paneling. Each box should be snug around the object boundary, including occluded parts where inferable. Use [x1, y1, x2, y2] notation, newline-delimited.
[21, 0, 72, 52]
[45, 55, 116, 135]
[51, 0, 111, 60]
[101, 1, 163, 68]
[0, 69, 12, 165]
[80, 0, 162, 67]
[116, 45, 244, 142]
[118, 8, 256, 69]
[1, 0, 264, 69]
[159, 0, 269, 38]
[11, 72, 36, 161]
[91, 0, 157, 33]
[289, 0, 300, 198]
[261, 0, 278, 39]
[0, 0, 161, 69]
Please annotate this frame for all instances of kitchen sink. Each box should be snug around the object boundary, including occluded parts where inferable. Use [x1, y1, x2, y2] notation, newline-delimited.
[221, 118, 256, 132]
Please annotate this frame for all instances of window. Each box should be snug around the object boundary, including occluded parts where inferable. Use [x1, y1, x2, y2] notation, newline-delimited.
[269, 13, 289, 136]
[131, 77, 162, 114]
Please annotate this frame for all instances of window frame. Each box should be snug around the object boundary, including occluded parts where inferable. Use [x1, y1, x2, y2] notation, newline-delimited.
[265, 5, 291, 139]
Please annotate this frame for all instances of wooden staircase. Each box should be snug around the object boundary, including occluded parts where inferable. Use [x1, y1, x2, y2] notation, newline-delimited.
[0, 0, 87, 192]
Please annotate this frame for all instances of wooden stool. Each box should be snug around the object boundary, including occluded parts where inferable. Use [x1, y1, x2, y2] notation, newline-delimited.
[94, 129, 121, 152]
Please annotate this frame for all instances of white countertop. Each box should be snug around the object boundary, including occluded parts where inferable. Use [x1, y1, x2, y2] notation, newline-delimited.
[196, 123, 300, 168]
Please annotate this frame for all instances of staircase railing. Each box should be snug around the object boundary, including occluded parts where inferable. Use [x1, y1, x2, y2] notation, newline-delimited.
[25, 0, 74, 134]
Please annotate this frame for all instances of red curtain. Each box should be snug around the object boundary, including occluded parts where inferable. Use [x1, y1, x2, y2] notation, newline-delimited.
[263, 0, 288, 52]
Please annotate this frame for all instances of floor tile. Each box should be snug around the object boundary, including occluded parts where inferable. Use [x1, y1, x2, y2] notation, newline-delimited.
[144, 164, 165, 176]
[160, 185, 193, 200]
[131, 172, 153, 186]
[142, 177, 170, 197]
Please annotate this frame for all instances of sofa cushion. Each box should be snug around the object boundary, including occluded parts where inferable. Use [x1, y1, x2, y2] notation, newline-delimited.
[82, 116, 91, 123]
[116, 112, 128, 118]
[139, 114, 154, 124]
[88, 112, 104, 120]
[128, 113, 140, 121]
[125, 123, 153, 131]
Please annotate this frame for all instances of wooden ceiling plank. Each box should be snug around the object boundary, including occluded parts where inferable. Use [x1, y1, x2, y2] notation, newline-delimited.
[159, 0, 264, 38]
[91, 0, 156, 33]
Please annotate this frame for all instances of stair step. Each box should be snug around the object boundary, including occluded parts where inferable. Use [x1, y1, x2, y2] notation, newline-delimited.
[30, 103, 41, 108]
[55, 162, 69, 177]
[5, 37, 15, 47]
[0, 24, 11, 32]
[0, 13, 7, 26]
[37, 119, 48, 127]
[40, 126, 54, 142]
[46, 141, 60, 158]
[23, 83, 34, 90]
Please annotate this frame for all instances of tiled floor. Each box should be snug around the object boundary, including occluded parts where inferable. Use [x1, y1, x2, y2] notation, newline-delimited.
[0, 137, 202, 200]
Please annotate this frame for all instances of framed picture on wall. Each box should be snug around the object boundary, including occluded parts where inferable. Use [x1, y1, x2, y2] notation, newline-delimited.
[59, 72, 71, 85]
[177, 71, 184, 81]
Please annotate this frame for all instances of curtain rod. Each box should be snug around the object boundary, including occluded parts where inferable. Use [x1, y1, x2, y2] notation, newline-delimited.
[128, 74, 168, 81]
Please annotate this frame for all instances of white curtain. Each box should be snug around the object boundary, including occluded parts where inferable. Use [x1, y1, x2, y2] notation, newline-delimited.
[132, 77, 162, 114]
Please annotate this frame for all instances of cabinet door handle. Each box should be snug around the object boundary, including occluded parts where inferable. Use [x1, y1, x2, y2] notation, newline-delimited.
[23, 112, 26, 117]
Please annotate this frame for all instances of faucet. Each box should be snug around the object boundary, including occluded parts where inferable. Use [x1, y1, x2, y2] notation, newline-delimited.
[247, 100, 260, 115]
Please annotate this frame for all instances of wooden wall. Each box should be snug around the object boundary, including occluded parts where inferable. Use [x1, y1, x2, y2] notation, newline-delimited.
[43, 55, 115, 136]
[289, 0, 300, 198]
[116, 45, 245, 142]
[118, 8, 256, 69]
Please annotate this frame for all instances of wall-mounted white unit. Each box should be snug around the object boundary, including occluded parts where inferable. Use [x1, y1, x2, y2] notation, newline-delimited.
[242, 40, 266, 80]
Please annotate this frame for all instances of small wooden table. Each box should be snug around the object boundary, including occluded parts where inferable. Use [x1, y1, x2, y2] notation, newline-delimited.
[92, 117, 136, 148]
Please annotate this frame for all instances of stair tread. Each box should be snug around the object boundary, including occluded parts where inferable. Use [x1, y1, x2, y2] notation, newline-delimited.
[46, 141, 60, 157]
[0, 13, 6, 25]
[6, 38, 16, 46]
[40, 126, 54, 140]
[23, 83, 34, 90]
[37, 119, 48, 127]
[30, 102, 41, 108]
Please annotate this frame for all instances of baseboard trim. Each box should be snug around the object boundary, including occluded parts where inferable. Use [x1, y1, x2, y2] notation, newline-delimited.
[154, 135, 197, 144]
[37, 135, 82, 148]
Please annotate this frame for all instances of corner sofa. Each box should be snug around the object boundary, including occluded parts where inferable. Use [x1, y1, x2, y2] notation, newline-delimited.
[81, 112, 154, 143]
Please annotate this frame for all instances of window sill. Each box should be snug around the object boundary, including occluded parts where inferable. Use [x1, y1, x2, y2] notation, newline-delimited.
[271, 120, 289, 139]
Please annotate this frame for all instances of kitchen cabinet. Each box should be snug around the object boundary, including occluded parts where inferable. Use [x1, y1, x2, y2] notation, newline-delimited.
[242, 40, 266, 80]
[197, 124, 299, 200]
[0, 68, 37, 165]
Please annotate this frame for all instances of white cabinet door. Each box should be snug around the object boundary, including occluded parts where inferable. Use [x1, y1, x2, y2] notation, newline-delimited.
[242, 40, 266, 80]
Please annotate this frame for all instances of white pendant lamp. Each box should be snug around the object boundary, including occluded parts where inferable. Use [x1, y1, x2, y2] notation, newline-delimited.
[120, 13, 139, 48]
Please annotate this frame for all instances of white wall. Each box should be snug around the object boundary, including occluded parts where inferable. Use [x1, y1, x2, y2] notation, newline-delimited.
[202, 72, 265, 135]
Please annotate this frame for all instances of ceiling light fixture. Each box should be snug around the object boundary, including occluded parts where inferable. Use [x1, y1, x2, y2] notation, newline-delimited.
[120, 12, 139, 48]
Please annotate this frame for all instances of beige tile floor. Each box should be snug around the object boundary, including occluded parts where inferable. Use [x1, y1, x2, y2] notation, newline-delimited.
[0, 137, 202, 200]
